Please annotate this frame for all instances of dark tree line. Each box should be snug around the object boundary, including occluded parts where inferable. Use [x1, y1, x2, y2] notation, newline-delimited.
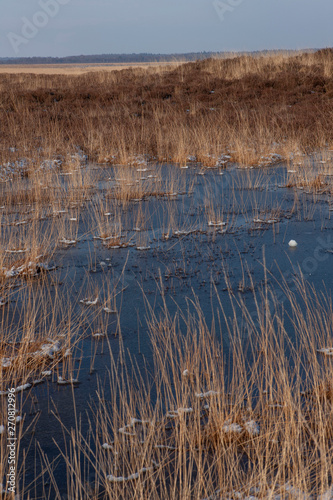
[0, 52, 217, 65]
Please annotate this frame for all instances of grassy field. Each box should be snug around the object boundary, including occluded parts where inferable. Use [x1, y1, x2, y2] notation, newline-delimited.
[1, 49, 332, 170]
[0, 61, 181, 75]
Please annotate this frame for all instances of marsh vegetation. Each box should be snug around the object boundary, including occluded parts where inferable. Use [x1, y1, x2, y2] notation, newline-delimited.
[0, 50, 333, 499]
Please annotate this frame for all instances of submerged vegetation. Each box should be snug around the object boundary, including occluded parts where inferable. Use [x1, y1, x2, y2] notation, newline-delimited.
[0, 49, 333, 498]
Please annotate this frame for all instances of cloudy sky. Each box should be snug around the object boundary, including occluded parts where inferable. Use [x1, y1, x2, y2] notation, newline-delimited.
[1, 0, 333, 58]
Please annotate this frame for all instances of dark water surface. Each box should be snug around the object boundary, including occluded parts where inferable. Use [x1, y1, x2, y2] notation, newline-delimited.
[7, 162, 333, 497]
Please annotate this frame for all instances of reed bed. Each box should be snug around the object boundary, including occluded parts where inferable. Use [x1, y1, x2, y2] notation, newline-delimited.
[0, 48, 333, 499]
[0, 159, 332, 497]
[32, 272, 333, 500]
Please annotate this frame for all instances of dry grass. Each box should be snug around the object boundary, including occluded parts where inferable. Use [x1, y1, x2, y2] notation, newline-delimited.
[0, 160, 332, 497]
[1, 49, 333, 170]
[1, 48, 333, 498]
[32, 271, 333, 500]
[0, 278, 85, 495]
[286, 151, 333, 193]
[0, 61, 181, 75]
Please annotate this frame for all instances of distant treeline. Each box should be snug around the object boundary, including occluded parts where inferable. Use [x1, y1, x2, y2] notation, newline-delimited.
[0, 49, 312, 65]
[0, 52, 217, 65]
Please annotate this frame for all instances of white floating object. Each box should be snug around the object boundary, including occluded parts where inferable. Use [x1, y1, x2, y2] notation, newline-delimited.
[107, 467, 153, 483]
[59, 239, 77, 245]
[40, 341, 61, 358]
[174, 229, 196, 236]
[0, 425, 4, 434]
[53, 209, 67, 215]
[208, 221, 226, 227]
[182, 369, 190, 377]
[102, 443, 113, 450]
[57, 376, 79, 385]
[243, 420, 260, 436]
[222, 422, 243, 434]
[195, 390, 220, 399]
[93, 234, 121, 241]
[80, 297, 98, 306]
[166, 407, 193, 418]
[118, 417, 150, 436]
[136, 246, 151, 251]
[129, 417, 150, 425]
[1, 358, 12, 368]
[103, 307, 117, 314]
[317, 347, 333, 356]
[41, 370, 52, 376]
[5, 248, 27, 254]
[288, 240, 298, 248]
[118, 427, 136, 436]
[102, 443, 118, 453]
[10, 383, 31, 394]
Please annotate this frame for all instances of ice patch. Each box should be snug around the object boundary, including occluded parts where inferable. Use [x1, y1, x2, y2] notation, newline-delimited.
[195, 390, 220, 399]
[59, 239, 77, 245]
[103, 307, 117, 314]
[166, 408, 193, 418]
[317, 347, 333, 356]
[107, 467, 153, 483]
[80, 297, 98, 306]
[243, 420, 260, 436]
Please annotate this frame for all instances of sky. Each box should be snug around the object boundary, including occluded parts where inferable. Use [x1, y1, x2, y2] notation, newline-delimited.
[1, 0, 333, 58]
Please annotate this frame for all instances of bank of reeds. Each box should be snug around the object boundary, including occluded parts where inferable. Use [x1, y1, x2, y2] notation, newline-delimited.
[1, 49, 333, 171]
[30, 271, 333, 500]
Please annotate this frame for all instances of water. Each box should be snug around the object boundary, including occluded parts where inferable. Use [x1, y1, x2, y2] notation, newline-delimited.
[3, 162, 333, 497]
